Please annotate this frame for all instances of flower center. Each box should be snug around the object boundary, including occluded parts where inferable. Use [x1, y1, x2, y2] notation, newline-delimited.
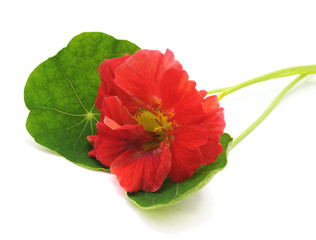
[134, 109, 173, 148]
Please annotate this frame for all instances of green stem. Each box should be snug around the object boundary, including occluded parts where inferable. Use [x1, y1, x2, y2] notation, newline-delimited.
[206, 64, 316, 99]
[232, 74, 307, 148]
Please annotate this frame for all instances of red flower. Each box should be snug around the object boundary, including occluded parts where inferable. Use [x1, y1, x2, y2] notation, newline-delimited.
[88, 49, 225, 193]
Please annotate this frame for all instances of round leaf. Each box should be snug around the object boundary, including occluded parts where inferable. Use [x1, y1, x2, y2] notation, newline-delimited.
[24, 32, 140, 170]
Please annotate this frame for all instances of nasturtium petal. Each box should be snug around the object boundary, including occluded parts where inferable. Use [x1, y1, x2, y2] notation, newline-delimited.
[127, 133, 232, 209]
[24, 32, 140, 170]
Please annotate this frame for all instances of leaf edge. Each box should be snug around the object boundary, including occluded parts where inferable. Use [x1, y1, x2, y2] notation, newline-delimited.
[127, 133, 233, 209]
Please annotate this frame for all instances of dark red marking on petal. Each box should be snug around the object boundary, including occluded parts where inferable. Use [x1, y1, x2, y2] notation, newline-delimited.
[111, 142, 172, 192]
[92, 120, 149, 167]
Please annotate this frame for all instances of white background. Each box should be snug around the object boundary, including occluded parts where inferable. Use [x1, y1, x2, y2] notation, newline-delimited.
[1, 0, 316, 239]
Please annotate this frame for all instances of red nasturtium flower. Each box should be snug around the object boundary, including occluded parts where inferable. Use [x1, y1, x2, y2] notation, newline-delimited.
[87, 49, 225, 193]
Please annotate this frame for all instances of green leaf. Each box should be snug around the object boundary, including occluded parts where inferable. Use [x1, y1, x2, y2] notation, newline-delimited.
[25, 32, 140, 170]
[127, 133, 233, 209]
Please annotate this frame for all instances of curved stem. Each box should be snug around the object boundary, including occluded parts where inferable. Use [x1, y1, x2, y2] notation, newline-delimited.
[232, 74, 307, 148]
[206, 64, 316, 99]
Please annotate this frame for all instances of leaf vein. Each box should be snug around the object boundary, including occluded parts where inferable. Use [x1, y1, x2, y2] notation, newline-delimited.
[53, 57, 89, 113]
[73, 119, 89, 154]
[29, 106, 86, 117]
[90, 103, 96, 112]
[49, 118, 87, 133]
[175, 183, 179, 197]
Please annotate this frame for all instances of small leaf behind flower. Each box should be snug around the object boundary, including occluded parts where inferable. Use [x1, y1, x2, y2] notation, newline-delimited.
[25, 32, 140, 170]
[127, 133, 232, 209]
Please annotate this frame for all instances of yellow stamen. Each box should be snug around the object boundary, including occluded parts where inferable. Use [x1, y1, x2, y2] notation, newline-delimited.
[134, 109, 172, 141]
